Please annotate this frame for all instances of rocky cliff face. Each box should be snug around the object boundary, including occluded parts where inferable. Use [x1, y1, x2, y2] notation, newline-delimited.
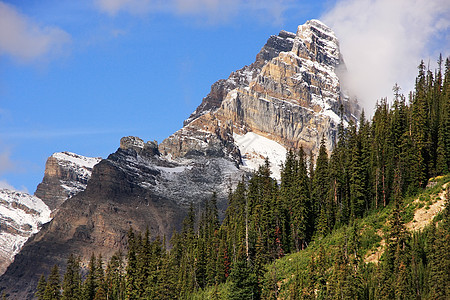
[0, 20, 359, 298]
[0, 152, 100, 279]
[160, 20, 359, 177]
[35, 152, 102, 211]
[0, 137, 247, 299]
[0, 190, 51, 276]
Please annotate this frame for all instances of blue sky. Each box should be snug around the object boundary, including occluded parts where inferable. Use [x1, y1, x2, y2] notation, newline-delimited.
[0, 0, 449, 193]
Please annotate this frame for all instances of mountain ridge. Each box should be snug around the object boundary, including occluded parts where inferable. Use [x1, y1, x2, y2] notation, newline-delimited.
[0, 19, 360, 299]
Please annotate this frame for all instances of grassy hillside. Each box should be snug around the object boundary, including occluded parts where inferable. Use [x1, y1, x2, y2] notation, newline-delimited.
[192, 174, 450, 299]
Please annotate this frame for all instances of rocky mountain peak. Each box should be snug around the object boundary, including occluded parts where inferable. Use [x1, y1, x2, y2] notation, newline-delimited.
[0, 189, 51, 275]
[162, 19, 359, 177]
[34, 152, 102, 211]
[0, 20, 360, 298]
[183, 29, 296, 127]
[120, 136, 160, 156]
[293, 19, 340, 65]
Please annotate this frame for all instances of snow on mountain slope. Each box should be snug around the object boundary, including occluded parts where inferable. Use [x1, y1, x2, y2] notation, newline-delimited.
[0, 189, 51, 275]
[35, 152, 102, 210]
[51, 152, 102, 195]
[233, 132, 287, 180]
[161, 19, 360, 174]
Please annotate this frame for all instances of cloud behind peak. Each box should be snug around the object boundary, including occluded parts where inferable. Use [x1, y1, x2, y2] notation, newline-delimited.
[0, 1, 71, 63]
[322, 0, 450, 113]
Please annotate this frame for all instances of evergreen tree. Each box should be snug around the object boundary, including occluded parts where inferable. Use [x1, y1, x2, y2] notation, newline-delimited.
[379, 172, 413, 299]
[36, 274, 47, 300]
[83, 254, 98, 300]
[428, 187, 450, 298]
[125, 229, 138, 300]
[228, 259, 260, 300]
[44, 265, 61, 300]
[312, 137, 331, 235]
[62, 254, 82, 300]
[105, 252, 125, 300]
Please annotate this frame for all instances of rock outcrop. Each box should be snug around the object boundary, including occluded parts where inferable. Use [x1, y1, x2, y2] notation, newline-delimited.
[0, 20, 360, 298]
[0, 152, 100, 279]
[34, 152, 102, 211]
[0, 190, 51, 276]
[161, 20, 359, 177]
[0, 139, 246, 299]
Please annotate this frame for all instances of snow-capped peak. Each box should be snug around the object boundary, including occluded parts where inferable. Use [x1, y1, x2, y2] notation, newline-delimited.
[0, 189, 51, 275]
[52, 151, 102, 170]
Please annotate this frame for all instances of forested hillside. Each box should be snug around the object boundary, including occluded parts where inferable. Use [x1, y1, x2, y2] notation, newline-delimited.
[33, 57, 450, 300]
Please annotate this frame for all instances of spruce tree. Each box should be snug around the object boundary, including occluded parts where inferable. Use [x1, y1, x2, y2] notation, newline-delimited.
[105, 252, 125, 300]
[62, 254, 82, 300]
[312, 137, 331, 235]
[44, 265, 61, 300]
[83, 254, 98, 300]
[36, 274, 47, 300]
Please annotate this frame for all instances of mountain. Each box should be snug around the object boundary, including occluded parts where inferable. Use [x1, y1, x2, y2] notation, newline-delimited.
[0, 152, 100, 278]
[160, 19, 359, 177]
[0, 190, 50, 276]
[0, 20, 359, 299]
[35, 152, 102, 211]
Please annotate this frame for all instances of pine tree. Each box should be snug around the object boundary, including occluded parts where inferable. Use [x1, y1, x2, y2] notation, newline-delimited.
[411, 61, 430, 188]
[36, 274, 47, 300]
[125, 229, 138, 300]
[379, 171, 413, 299]
[228, 259, 260, 300]
[105, 252, 125, 300]
[83, 254, 98, 300]
[428, 187, 450, 298]
[44, 265, 61, 300]
[312, 137, 331, 235]
[62, 254, 82, 300]
[349, 121, 366, 219]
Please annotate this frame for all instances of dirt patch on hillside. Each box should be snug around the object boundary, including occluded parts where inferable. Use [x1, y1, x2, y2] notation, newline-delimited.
[364, 183, 448, 264]
[406, 183, 448, 231]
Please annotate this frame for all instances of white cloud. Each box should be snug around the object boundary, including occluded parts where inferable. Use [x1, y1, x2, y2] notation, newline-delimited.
[0, 149, 15, 174]
[95, 0, 155, 15]
[0, 180, 15, 190]
[0, 180, 29, 193]
[0, 1, 71, 62]
[95, 0, 295, 23]
[322, 0, 450, 114]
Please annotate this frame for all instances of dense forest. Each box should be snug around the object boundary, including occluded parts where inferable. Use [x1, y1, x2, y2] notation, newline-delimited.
[34, 57, 450, 300]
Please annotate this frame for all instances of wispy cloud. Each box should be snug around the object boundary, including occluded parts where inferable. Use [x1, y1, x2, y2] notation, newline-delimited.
[0, 179, 29, 193]
[0, 1, 71, 63]
[0, 180, 15, 190]
[322, 0, 450, 113]
[0, 127, 134, 139]
[0, 149, 15, 174]
[95, 0, 155, 16]
[94, 0, 296, 24]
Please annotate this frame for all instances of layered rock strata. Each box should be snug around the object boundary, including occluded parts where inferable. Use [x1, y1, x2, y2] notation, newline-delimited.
[35, 152, 102, 211]
[160, 20, 359, 176]
[0, 20, 360, 298]
[0, 190, 51, 275]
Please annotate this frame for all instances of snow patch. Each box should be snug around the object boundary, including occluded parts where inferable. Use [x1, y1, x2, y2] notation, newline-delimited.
[233, 132, 287, 180]
[155, 165, 192, 174]
[0, 189, 51, 268]
[52, 152, 101, 169]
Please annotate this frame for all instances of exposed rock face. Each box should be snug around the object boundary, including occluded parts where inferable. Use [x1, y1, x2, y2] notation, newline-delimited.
[0, 152, 100, 280]
[0, 190, 51, 276]
[35, 152, 102, 211]
[0, 142, 246, 299]
[0, 20, 360, 298]
[161, 20, 359, 176]
[183, 30, 296, 127]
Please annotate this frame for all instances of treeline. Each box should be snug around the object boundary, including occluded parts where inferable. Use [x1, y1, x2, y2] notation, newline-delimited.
[35, 57, 450, 299]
